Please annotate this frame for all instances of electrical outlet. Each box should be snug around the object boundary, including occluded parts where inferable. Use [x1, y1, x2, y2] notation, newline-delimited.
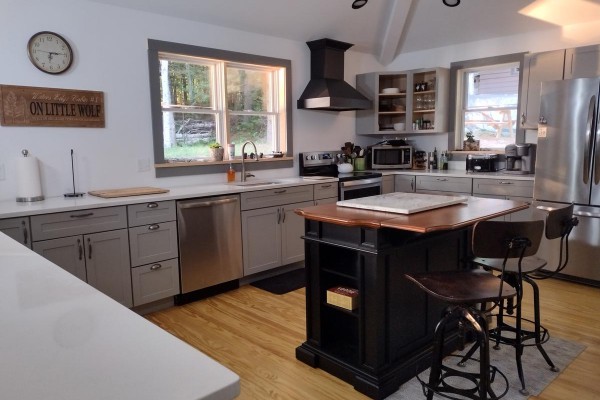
[0, 164, 5, 180]
[137, 159, 151, 172]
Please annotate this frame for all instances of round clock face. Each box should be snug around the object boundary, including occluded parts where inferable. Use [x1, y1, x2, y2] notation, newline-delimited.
[27, 31, 73, 74]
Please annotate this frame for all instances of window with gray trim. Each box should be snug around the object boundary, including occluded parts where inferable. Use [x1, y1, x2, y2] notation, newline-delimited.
[148, 40, 292, 173]
[448, 53, 525, 152]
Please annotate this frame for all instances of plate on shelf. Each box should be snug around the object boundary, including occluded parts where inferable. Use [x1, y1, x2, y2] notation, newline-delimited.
[381, 88, 399, 94]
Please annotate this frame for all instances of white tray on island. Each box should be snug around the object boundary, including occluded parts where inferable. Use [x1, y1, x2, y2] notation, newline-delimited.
[337, 192, 468, 214]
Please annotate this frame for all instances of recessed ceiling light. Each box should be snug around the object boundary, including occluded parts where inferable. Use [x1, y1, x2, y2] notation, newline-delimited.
[443, 0, 461, 7]
[352, 0, 368, 10]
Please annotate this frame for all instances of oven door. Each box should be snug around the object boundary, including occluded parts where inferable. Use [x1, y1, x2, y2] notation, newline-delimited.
[339, 178, 382, 201]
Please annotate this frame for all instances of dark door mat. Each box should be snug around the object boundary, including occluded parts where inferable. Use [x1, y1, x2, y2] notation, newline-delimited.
[250, 268, 305, 295]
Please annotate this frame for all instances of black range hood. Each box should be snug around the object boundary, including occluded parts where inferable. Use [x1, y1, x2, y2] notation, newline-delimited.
[297, 38, 372, 111]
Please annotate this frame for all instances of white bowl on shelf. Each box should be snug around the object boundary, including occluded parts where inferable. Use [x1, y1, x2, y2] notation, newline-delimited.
[394, 123, 405, 131]
[382, 88, 399, 94]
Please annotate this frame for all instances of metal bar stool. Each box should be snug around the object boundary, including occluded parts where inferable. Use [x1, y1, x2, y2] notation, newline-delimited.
[405, 220, 544, 400]
[472, 204, 578, 395]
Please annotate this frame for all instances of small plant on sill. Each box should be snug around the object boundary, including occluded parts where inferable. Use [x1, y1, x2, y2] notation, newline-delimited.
[463, 130, 480, 151]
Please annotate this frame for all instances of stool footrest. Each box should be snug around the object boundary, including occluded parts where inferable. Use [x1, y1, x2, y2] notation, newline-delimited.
[416, 355, 509, 400]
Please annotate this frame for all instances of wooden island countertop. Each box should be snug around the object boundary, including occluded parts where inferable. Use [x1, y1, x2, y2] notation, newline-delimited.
[295, 196, 529, 233]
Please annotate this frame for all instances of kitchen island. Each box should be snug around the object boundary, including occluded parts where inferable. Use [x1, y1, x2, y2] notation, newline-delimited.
[0, 232, 240, 400]
[294, 196, 527, 399]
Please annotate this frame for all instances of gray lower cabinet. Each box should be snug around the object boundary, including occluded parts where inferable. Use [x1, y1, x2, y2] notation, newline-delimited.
[394, 175, 415, 193]
[131, 258, 179, 306]
[313, 182, 337, 205]
[30, 207, 133, 307]
[127, 201, 179, 307]
[0, 217, 31, 248]
[241, 200, 313, 275]
[382, 175, 395, 194]
[33, 229, 132, 307]
[472, 178, 534, 221]
[241, 186, 313, 276]
[415, 176, 472, 196]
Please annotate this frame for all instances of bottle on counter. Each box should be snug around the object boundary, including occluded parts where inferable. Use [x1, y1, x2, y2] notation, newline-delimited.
[440, 151, 448, 170]
[432, 147, 438, 170]
[227, 164, 236, 182]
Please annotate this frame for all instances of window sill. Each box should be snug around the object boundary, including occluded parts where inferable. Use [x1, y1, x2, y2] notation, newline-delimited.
[155, 156, 293, 168]
[448, 150, 504, 156]
[154, 156, 294, 178]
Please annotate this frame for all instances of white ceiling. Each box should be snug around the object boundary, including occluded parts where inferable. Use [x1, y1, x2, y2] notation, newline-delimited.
[87, 0, 599, 64]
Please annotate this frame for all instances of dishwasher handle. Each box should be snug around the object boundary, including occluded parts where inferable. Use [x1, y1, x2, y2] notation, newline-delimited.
[178, 197, 238, 209]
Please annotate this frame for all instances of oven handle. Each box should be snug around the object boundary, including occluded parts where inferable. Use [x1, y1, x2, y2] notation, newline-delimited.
[339, 177, 382, 188]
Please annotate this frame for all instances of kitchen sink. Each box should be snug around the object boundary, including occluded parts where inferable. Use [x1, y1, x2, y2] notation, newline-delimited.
[231, 180, 281, 187]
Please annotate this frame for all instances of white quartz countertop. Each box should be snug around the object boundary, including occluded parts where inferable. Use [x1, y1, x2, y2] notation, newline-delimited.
[337, 192, 468, 214]
[376, 169, 535, 180]
[0, 232, 240, 400]
[0, 177, 336, 218]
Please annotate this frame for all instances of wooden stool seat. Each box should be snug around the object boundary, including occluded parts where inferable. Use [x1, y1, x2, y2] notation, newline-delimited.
[405, 270, 516, 304]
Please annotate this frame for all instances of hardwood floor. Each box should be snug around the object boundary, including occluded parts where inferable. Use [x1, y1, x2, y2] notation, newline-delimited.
[146, 278, 600, 400]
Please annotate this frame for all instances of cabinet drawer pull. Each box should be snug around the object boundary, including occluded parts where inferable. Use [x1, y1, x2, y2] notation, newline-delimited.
[499, 181, 514, 185]
[150, 264, 162, 271]
[87, 238, 92, 259]
[435, 178, 448, 182]
[78, 238, 83, 260]
[320, 184, 332, 188]
[146, 202, 159, 208]
[70, 212, 94, 218]
[148, 224, 160, 230]
[276, 208, 281, 224]
[274, 189, 287, 194]
[282, 207, 286, 223]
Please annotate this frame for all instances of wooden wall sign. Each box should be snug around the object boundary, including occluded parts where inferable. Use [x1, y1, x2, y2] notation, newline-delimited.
[0, 85, 105, 128]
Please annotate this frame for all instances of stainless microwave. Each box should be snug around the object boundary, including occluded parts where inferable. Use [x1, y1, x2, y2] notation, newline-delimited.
[369, 145, 413, 169]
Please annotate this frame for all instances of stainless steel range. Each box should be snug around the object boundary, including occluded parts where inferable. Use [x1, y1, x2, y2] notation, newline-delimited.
[299, 151, 382, 200]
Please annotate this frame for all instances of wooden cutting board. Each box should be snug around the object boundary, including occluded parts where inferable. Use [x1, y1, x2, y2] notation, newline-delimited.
[88, 187, 169, 198]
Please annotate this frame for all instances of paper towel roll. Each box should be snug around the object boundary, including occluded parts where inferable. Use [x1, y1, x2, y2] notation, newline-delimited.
[16, 152, 44, 202]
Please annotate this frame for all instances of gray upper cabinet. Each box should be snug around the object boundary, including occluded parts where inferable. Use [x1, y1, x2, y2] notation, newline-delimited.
[0, 217, 31, 248]
[565, 45, 600, 79]
[519, 50, 565, 130]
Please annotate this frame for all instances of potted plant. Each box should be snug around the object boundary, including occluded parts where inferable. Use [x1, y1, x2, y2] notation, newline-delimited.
[463, 131, 480, 151]
[208, 142, 225, 161]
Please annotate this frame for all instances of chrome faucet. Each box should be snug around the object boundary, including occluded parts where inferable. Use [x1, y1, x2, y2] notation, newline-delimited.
[241, 141, 259, 182]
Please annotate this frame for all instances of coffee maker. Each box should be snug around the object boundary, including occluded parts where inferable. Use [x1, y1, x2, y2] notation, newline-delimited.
[505, 143, 537, 174]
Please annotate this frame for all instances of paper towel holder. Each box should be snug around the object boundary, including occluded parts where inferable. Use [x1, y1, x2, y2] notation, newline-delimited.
[16, 149, 45, 202]
[64, 149, 85, 198]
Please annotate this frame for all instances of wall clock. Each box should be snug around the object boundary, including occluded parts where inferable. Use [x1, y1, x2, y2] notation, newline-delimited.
[27, 31, 73, 74]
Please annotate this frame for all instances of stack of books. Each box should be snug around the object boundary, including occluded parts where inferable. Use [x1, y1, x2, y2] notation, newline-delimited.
[326, 286, 359, 310]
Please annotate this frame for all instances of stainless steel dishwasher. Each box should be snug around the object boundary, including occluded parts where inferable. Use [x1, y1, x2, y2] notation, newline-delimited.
[176, 195, 243, 294]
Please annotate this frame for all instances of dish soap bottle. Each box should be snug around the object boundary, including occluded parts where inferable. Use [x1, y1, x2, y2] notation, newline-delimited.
[227, 164, 235, 182]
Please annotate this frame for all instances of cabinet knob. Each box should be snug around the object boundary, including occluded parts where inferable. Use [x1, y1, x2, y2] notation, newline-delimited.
[147, 202, 159, 208]
[148, 224, 160, 230]
[150, 264, 162, 271]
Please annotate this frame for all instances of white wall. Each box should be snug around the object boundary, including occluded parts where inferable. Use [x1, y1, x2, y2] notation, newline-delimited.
[2, 0, 600, 201]
[0, 0, 383, 201]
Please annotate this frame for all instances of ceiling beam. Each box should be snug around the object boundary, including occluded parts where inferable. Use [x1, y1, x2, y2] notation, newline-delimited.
[378, 0, 413, 65]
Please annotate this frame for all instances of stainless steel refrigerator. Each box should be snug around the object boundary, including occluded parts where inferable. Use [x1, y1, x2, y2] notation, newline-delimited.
[535, 77, 600, 285]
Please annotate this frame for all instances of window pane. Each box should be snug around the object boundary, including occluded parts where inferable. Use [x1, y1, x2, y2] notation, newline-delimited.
[226, 67, 271, 111]
[464, 110, 517, 150]
[229, 114, 274, 155]
[162, 112, 216, 161]
[466, 66, 518, 109]
[160, 60, 213, 108]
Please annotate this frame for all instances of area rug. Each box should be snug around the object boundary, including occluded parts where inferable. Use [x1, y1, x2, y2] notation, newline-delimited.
[387, 336, 585, 399]
[250, 268, 305, 294]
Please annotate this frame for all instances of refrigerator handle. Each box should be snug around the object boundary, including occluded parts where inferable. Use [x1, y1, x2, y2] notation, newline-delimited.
[595, 102, 600, 186]
[583, 96, 595, 185]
